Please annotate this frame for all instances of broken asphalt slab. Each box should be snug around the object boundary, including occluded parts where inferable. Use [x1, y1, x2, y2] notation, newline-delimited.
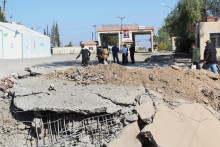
[12, 77, 145, 114]
[140, 103, 220, 147]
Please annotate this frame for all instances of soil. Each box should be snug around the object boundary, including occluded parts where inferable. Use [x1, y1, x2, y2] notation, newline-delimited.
[46, 63, 220, 109]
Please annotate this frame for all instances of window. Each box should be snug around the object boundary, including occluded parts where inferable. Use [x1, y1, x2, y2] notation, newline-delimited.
[89, 47, 93, 50]
[210, 33, 220, 48]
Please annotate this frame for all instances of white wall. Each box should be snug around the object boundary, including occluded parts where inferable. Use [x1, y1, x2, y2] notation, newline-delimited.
[0, 22, 51, 59]
[52, 47, 81, 55]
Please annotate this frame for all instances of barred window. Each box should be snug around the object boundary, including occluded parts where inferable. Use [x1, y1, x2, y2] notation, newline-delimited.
[89, 47, 93, 50]
[210, 33, 220, 48]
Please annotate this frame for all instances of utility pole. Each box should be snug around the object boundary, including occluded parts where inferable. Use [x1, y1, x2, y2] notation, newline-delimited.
[92, 32, 93, 41]
[117, 16, 125, 50]
[93, 25, 97, 41]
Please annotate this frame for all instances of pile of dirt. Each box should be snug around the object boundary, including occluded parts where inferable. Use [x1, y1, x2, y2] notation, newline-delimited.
[45, 63, 220, 109]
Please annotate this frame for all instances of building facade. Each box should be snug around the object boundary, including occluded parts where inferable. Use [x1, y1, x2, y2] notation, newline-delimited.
[189, 17, 220, 59]
[96, 24, 154, 51]
[0, 22, 50, 59]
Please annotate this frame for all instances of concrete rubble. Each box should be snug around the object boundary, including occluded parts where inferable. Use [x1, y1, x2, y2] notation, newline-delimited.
[12, 76, 145, 114]
[0, 62, 220, 146]
[139, 103, 220, 147]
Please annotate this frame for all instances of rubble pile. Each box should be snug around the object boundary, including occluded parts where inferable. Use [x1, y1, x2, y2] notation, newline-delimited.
[0, 76, 15, 98]
[48, 63, 220, 110]
[1, 63, 220, 146]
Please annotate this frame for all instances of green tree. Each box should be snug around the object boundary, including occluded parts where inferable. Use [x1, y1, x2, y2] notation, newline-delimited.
[47, 25, 49, 36]
[55, 22, 61, 47]
[158, 42, 168, 51]
[44, 29, 46, 35]
[0, 8, 6, 22]
[164, 0, 205, 52]
[50, 22, 56, 47]
[65, 41, 73, 47]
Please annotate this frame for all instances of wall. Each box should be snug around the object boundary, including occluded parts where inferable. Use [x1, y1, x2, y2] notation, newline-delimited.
[199, 22, 220, 59]
[52, 47, 81, 55]
[22, 27, 51, 58]
[0, 22, 51, 59]
[0, 23, 22, 59]
[85, 45, 97, 54]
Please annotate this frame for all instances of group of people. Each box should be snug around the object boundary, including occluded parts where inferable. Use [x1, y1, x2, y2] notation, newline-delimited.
[191, 40, 218, 74]
[76, 40, 218, 75]
[112, 43, 135, 65]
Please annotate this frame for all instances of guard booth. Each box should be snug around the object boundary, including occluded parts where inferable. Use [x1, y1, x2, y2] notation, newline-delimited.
[0, 22, 50, 59]
[97, 24, 154, 51]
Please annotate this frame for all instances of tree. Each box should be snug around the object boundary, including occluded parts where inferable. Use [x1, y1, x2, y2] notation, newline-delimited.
[50, 22, 56, 47]
[44, 29, 46, 35]
[47, 25, 49, 36]
[55, 22, 61, 47]
[158, 42, 168, 51]
[164, 0, 205, 52]
[50, 21, 61, 47]
[65, 41, 73, 47]
[0, 8, 6, 22]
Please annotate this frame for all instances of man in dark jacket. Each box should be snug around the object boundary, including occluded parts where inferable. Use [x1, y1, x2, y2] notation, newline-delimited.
[191, 43, 200, 69]
[129, 43, 135, 64]
[203, 40, 218, 74]
[112, 44, 120, 64]
[76, 44, 91, 66]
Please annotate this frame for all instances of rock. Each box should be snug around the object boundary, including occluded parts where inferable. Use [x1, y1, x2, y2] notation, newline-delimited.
[156, 88, 163, 93]
[215, 86, 220, 90]
[48, 84, 55, 91]
[203, 99, 209, 104]
[135, 100, 155, 124]
[201, 89, 210, 97]
[108, 121, 142, 147]
[149, 74, 155, 81]
[79, 135, 90, 143]
[140, 103, 220, 147]
[175, 89, 184, 93]
[172, 65, 180, 70]
[17, 124, 26, 130]
[125, 114, 138, 122]
[32, 118, 42, 128]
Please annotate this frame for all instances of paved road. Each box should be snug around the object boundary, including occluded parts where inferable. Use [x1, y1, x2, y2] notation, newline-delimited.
[0, 52, 191, 79]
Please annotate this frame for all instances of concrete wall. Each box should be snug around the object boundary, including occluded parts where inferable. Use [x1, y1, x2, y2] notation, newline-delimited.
[52, 47, 81, 55]
[199, 22, 220, 59]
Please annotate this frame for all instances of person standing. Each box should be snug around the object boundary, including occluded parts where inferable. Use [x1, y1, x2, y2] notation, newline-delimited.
[122, 44, 128, 65]
[76, 44, 91, 66]
[112, 44, 120, 64]
[96, 43, 103, 64]
[129, 43, 135, 64]
[191, 43, 200, 69]
[203, 40, 218, 74]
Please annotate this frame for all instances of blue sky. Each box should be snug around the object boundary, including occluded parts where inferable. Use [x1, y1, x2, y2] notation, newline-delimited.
[3, 0, 178, 47]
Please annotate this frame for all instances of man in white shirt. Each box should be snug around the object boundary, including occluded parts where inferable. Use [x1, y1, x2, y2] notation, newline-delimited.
[122, 44, 128, 64]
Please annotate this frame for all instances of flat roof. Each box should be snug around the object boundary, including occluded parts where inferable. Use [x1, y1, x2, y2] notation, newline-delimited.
[97, 27, 154, 32]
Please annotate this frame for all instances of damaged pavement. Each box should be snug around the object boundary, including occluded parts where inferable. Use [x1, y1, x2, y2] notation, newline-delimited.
[1, 54, 220, 146]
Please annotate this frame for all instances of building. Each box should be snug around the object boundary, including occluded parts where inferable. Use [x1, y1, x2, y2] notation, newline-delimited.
[97, 24, 154, 51]
[52, 41, 97, 55]
[189, 17, 220, 59]
[0, 22, 50, 59]
[84, 41, 97, 54]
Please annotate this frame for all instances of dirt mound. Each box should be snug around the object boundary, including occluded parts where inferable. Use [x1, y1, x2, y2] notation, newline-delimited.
[46, 63, 220, 109]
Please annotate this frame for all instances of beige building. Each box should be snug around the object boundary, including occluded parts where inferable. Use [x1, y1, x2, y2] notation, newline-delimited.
[189, 17, 220, 59]
[84, 41, 97, 53]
